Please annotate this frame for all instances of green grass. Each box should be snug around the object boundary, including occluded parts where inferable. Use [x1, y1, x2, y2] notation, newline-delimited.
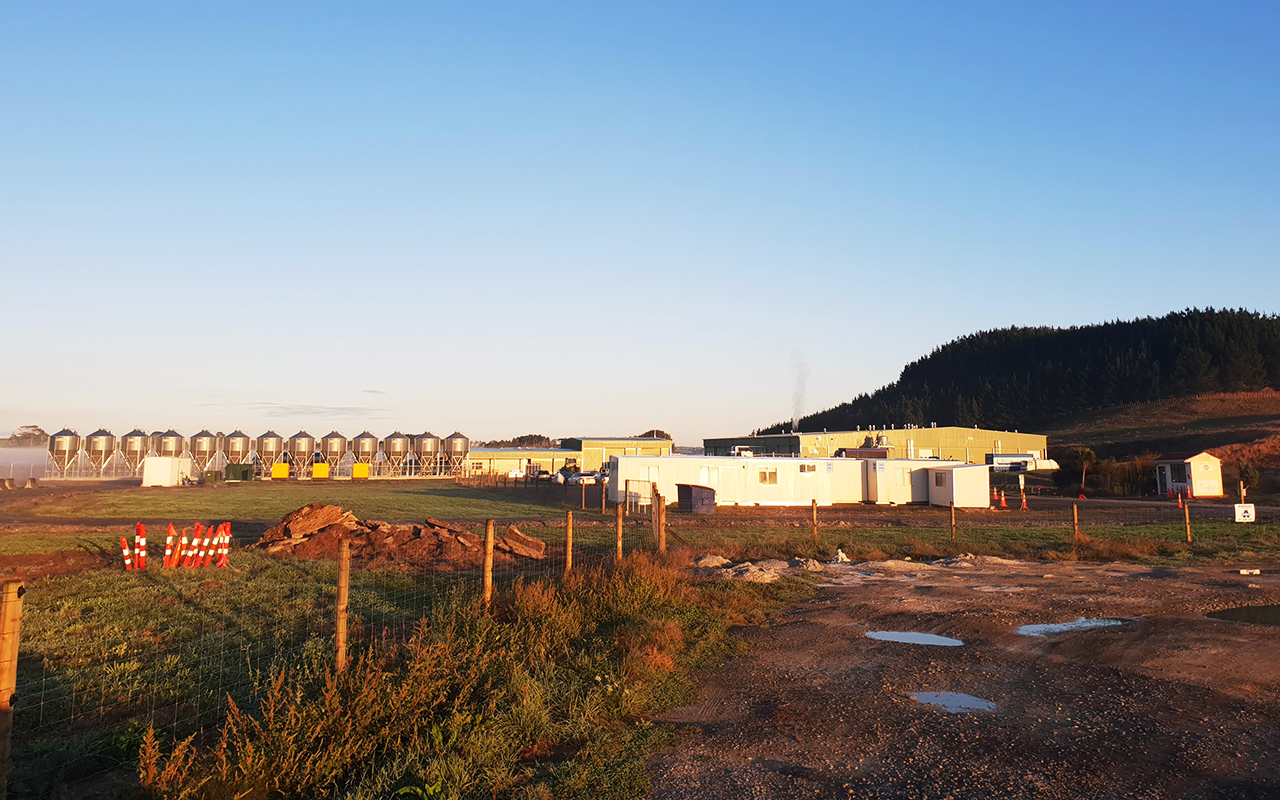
[20, 481, 584, 522]
[671, 520, 1280, 565]
[0, 531, 121, 556]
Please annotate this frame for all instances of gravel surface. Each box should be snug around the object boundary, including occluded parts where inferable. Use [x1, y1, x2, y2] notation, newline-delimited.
[647, 560, 1280, 799]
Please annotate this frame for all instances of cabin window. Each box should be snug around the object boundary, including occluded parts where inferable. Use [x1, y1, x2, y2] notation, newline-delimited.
[935, 473, 947, 487]
[759, 469, 778, 485]
[800, 464, 816, 473]
[1171, 464, 1188, 482]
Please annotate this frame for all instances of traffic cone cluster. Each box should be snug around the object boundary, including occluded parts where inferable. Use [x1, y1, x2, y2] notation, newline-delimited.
[122, 522, 232, 570]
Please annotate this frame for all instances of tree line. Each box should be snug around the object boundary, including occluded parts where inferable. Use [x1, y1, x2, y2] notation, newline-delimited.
[763, 308, 1280, 434]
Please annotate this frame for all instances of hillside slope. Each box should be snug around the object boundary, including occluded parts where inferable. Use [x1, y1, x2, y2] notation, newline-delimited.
[1041, 390, 1280, 467]
[766, 308, 1280, 434]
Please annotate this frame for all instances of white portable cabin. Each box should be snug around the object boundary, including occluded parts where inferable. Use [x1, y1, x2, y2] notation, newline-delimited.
[608, 455, 867, 507]
[141, 456, 198, 487]
[926, 464, 991, 509]
[864, 458, 962, 505]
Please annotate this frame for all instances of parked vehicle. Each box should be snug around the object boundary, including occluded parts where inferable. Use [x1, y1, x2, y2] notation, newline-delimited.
[568, 472, 597, 486]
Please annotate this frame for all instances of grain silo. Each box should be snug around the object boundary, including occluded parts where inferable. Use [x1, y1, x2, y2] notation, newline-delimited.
[157, 430, 186, 458]
[256, 431, 284, 471]
[84, 429, 117, 475]
[224, 431, 252, 464]
[443, 432, 470, 475]
[48, 428, 82, 477]
[287, 431, 317, 476]
[120, 429, 152, 473]
[190, 430, 219, 470]
[411, 431, 441, 476]
[382, 431, 411, 476]
[321, 431, 349, 465]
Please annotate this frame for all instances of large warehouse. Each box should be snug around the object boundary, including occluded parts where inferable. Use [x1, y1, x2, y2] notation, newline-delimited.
[468, 436, 673, 476]
[703, 426, 1048, 464]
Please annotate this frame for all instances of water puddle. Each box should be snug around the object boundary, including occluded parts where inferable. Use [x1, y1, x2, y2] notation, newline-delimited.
[911, 692, 996, 713]
[1017, 617, 1124, 637]
[1207, 605, 1280, 627]
[865, 631, 964, 646]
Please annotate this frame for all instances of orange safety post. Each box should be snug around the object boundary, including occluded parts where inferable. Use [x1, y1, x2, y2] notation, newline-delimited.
[217, 523, 231, 568]
[120, 536, 134, 571]
[135, 522, 147, 570]
[194, 529, 212, 569]
[163, 524, 176, 568]
[174, 529, 189, 569]
[185, 523, 204, 567]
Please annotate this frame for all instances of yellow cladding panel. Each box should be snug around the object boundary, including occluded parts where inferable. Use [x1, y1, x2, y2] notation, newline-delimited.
[352, 463, 371, 480]
[312, 462, 330, 479]
[271, 463, 289, 480]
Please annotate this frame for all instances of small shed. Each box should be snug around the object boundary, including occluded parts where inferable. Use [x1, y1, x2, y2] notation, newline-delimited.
[1154, 452, 1223, 498]
[141, 456, 197, 487]
[676, 484, 716, 515]
[927, 465, 991, 509]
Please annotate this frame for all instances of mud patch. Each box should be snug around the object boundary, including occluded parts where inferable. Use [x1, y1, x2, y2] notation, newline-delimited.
[1207, 604, 1280, 627]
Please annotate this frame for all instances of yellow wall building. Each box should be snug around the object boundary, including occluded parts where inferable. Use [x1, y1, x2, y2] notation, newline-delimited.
[703, 427, 1047, 464]
[468, 437, 674, 475]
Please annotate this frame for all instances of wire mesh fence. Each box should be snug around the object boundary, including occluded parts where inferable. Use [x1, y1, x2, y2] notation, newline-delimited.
[2, 493, 1275, 796]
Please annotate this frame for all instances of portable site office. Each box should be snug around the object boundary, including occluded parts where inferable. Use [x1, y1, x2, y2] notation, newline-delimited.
[607, 455, 991, 509]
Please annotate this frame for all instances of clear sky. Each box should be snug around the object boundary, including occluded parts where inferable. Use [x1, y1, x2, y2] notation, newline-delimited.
[2, 2, 1277, 445]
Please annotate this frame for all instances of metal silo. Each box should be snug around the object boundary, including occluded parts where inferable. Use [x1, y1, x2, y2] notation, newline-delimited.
[224, 431, 252, 464]
[287, 431, 316, 467]
[256, 430, 284, 466]
[352, 431, 380, 463]
[85, 429, 116, 472]
[157, 430, 186, 458]
[382, 431, 411, 476]
[190, 430, 219, 469]
[121, 429, 151, 472]
[443, 431, 469, 475]
[412, 431, 441, 476]
[321, 431, 349, 465]
[48, 428, 82, 475]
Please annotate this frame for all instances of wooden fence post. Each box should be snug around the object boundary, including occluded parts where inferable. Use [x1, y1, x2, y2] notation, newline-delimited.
[1072, 503, 1080, 551]
[600, 482, 606, 514]
[483, 520, 495, 611]
[657, 495, 667, 554]
[1185, 502, 1192, 544]
[950, 502, 956, 543]
[580, 481, 586, 511]
[335, 541, 350, 674]
[615, 502, 624, 562]
[565, 510, 574, 576]
[811, 499, 819, 541]
[1, 580, 24, 798]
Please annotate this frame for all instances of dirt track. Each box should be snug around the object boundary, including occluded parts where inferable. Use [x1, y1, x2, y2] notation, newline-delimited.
[647, 559, 1280, 799]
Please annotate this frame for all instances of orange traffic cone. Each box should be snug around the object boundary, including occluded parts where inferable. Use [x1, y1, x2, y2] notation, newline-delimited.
[991, 487, 998, 503]
[1020, 494, 1028, 511]
[999, 490, 1007, 509]
[120, 536, 134, 571]
[1177, 493, 1183, 509]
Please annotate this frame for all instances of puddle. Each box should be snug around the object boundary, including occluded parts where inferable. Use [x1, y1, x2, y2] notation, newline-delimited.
[1207, 605, 1280, 627]
[911, 692, 996, 713]
[1017, 617, 1124, 637]
[865, 631, 964, 646]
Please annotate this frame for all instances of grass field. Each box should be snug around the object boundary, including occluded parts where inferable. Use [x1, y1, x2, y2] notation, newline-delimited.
[14, 480, 589, 522]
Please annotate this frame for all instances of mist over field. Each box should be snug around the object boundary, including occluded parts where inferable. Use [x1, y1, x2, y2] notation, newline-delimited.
[0, 446, 47, 478]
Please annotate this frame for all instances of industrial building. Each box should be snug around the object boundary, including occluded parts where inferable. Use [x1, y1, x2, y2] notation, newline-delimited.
[467, 436, 674, 476]
[1154, 451, 1224, 498]
[704, 426, 1048, 464]
[606, 454, 991, 509]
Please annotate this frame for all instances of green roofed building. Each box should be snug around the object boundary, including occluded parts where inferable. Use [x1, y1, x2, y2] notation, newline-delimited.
[703, 426, 1046, 465]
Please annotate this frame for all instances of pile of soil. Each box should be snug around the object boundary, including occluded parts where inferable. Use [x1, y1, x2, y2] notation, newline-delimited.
[252, 503, 546, 570]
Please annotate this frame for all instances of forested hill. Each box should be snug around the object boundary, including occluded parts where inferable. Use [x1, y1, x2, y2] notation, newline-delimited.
[765, 309, 1280, 434]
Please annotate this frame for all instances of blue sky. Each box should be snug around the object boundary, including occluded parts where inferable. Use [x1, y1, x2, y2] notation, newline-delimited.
[2, 2, 1277, 445]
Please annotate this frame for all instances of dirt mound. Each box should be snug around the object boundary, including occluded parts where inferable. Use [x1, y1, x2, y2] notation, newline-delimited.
[253, 504, 546, 570]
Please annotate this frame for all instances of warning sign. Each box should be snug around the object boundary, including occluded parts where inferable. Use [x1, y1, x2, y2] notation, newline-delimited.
[1235, 504, 1256, 524]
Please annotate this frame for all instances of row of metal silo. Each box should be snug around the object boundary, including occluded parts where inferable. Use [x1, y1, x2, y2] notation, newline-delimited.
[44, 428, 470, 479]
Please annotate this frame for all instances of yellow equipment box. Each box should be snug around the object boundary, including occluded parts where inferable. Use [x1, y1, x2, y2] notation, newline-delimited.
[352, 463, 371, 480]
[271, 463, 289, 480]
[312, 462, 330, 480]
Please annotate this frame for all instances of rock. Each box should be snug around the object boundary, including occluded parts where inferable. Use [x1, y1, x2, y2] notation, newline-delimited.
[716, 563, 781, 583]
[693, 555, 731, 568]
[790, 558, 824, 572]
[757, 559, 791, 572]
[502, 526, 547, 559]
[831, 549, 852, 564]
